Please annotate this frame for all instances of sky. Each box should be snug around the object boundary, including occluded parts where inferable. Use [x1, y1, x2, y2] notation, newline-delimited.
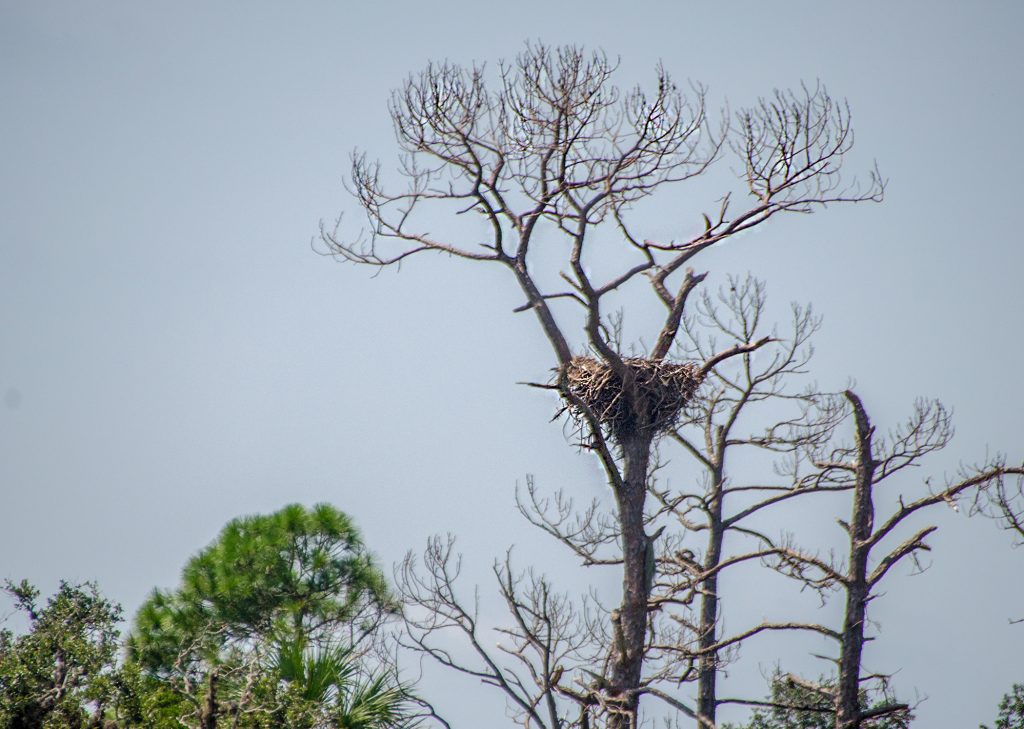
[1, 1, 1023, 726]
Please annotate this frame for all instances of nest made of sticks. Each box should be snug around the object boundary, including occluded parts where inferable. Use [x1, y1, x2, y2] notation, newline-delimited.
[561, 356, 704, 440]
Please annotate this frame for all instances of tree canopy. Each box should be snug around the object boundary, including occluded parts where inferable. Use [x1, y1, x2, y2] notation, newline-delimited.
[0, 503, 419, 727]
[982, 685, 1024, 729]
[0, 580, 124, 728]
[129, 503, 395, 676]
[124, 503, 415, 728]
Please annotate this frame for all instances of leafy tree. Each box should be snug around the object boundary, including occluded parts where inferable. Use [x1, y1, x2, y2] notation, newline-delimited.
[0, 580, 123, 728]
[272, 636, 420, 728]
[129, 503, 394, 676]
[128, 502, 413, 728]
[982, 685, 1024, 729]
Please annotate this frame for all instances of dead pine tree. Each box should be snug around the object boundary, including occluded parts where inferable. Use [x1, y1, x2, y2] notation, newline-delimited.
[768, 391, 1024, 729]
[641, 276, 852, 728]
[324, 43, 882, 728]
[523, 276, 862, 729]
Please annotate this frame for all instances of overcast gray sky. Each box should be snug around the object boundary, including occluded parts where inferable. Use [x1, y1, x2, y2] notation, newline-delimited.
[2, 2, 1023, 726]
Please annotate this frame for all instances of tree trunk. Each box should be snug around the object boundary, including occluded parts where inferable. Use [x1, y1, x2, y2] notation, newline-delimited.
[837, 391, 876, 729]
[696, 512, 724, 728]
[608, 433, 653, 729]
[836, 568, 869, 729]
[200, 670, 219, 729]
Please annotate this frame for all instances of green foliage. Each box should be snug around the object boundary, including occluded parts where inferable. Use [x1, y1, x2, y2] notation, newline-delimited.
[722, 673, 911, 729]
[0, 580, 191, 728]
[272, 636, 421, 729]
[129, 502, 395, 676]
[333, 671, 419, 729]
[110, 660, 191, 728]
[0, 506, 412, 728]
[0, 580, 123, 727]
[275, 636, 356, 705]
[127, 503, 413, 728]
[982, 684, 1024, 729]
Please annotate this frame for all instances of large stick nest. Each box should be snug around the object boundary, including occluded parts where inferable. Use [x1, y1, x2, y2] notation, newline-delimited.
[561, 356, 704, 441]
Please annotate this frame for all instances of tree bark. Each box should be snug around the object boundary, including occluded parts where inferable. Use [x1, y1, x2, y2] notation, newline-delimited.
[696, 498, 724, 728]
[200, 669, 219, 729]
[836, 391, 876, 729]
[608, 433, 654, 728]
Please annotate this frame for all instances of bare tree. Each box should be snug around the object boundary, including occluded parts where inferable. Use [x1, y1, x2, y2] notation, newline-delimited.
[649, 277, 850, 728]
[324, 43, 885, 728]
[748, 391, 1024, 729]
[396, 278, 863, 729]
[830, 392, 1022, 729]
